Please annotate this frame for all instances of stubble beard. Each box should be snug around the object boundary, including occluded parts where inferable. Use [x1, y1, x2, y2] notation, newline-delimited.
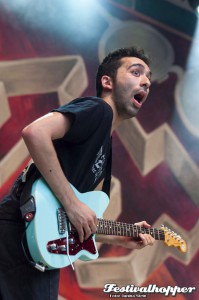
[112, 85, 139, 120]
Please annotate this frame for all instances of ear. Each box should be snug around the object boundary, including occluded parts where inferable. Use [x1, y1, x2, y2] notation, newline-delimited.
[101, 75, 113, 91]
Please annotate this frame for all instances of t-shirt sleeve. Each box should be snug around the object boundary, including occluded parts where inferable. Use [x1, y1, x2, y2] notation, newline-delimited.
[52, 98, 106, 143]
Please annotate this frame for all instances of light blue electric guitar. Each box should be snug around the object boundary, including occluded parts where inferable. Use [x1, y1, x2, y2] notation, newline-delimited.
[25, 178, 187, 271]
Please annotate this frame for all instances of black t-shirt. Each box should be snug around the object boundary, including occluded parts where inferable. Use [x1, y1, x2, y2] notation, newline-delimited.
[0, 97, 113, 221]
[52, 97, 113, 192]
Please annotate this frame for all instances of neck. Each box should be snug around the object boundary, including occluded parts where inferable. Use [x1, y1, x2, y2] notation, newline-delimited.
[102, 95, 122, 133]
[97, 218, 165, 240]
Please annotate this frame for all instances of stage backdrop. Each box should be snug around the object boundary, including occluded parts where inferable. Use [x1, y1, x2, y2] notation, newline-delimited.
[0, 0, 198, 299]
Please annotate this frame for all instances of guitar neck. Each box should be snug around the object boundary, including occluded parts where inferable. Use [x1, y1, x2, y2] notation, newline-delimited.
[97, 218, 165, 241]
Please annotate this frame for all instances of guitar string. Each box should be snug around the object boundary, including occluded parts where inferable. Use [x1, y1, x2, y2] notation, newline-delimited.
[97, 227, 165, 240]
[97, 221, 165, 240]
[96, 220, 184, 241]
[62, 211, 165, 239]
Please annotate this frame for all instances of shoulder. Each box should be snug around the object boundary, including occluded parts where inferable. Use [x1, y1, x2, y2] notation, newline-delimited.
[53, 97, 112, 116]
[54, 97, 113, 142]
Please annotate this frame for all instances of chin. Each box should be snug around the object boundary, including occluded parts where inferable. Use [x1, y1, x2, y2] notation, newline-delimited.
[128, 107, 140, 117]
[123, 110, 139, 120]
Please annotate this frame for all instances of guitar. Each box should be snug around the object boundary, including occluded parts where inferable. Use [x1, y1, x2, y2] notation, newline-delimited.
[26, 178, 187, 271]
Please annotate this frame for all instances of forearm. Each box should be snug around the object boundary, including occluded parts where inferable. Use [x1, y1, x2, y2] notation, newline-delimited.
[96, 235, 119, 245]
[22, 112, 98, 243]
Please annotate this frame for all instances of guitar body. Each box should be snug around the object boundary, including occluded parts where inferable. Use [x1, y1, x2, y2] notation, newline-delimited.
[26, 178, 109, 270]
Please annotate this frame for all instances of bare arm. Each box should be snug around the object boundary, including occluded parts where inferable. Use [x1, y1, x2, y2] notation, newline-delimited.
[22, 112, 97, 243]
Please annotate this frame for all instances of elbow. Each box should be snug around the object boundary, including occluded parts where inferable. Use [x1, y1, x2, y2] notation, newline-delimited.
[22, 125, 33, 142]
[22, 123, 51, 148]
[21, 124, 40, 145]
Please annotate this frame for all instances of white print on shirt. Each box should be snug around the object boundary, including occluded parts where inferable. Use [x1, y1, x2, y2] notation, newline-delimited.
[92, 146, 106, 183]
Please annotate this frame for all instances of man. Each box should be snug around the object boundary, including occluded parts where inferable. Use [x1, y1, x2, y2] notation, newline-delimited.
[0, 47, 154, 299]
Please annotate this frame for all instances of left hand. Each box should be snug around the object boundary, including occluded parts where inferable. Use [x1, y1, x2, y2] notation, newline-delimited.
[103, 220, 155, 250]
[127, 220, 155, 249]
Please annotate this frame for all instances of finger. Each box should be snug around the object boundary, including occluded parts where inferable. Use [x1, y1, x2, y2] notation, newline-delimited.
[148, 236, 155, 245]
[85, 221, 98, 240]
[89, 221, 98, 234]
[83, 225, 92, 241]
[88, 214, 98, 234]
[77, 227, 84, 243]
[139, 233, 151, 246]
[139, 233, 146, 245]
[145, 222, 151, 228]
[139, 233, 154, 246]
[94, 215, 98, 226]
[134, 220, 151, 228]
[141, 221, 151, 228]
[145, 233, 155, 244]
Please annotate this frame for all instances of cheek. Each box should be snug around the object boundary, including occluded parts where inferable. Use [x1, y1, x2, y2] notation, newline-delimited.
[122, 82, 134, 96]
[117, 80, 132, 93]
[114, 76, 136, 97]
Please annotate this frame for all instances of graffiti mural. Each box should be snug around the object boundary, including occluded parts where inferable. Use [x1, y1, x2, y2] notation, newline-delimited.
[0, 0, 198, 299]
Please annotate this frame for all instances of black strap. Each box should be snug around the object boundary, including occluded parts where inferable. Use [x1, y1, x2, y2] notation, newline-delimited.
[20, 163, 40, 206]
[102, 142, 112, 197]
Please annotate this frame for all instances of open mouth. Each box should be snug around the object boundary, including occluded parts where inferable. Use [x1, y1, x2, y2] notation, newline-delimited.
[133, 91, 146, 108]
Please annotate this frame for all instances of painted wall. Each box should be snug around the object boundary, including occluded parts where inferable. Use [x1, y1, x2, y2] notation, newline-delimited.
[0, 0, 198, 299]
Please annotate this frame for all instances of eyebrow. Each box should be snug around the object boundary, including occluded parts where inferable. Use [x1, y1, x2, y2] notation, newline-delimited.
[128, 63, 152, 79]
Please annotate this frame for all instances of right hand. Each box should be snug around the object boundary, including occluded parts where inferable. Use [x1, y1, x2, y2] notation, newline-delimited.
[65, 199, 98, 243]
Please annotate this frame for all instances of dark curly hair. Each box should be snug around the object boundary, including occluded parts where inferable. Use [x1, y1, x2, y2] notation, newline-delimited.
[96, 47, 151, 97]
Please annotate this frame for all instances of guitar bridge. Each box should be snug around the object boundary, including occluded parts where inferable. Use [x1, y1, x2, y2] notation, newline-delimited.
[57, 208, 67, 234]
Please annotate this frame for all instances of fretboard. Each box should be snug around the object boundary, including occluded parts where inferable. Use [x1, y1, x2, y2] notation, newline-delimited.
[97, 218, 165, 241]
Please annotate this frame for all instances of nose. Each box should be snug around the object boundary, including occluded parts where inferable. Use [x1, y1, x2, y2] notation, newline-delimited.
[140, 75, 151, 89]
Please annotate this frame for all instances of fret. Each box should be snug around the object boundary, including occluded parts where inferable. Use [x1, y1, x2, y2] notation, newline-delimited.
[126, 223, 131, 237]
[97, 218, 165, 241]
[157, 227, 159, 240]
[133, 226, 139, 238]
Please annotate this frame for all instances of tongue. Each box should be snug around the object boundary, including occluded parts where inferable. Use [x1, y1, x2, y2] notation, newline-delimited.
[133, 98, 142, 108]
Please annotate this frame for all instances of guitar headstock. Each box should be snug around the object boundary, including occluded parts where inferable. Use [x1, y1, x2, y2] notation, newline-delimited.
[161, 225, 187, 253]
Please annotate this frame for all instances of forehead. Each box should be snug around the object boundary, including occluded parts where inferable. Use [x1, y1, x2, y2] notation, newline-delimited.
[119, 57, 150, 73]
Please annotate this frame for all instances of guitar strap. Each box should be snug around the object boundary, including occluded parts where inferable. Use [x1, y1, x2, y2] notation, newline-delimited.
[19, 161, 40, 221]
[102, 141, 112, 197]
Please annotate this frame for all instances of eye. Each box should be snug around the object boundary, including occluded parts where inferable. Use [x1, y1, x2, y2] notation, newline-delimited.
[132, 69, 140, 76]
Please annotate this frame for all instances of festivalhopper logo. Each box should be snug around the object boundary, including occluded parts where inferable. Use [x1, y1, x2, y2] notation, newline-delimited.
[103, 283, 196, 298]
